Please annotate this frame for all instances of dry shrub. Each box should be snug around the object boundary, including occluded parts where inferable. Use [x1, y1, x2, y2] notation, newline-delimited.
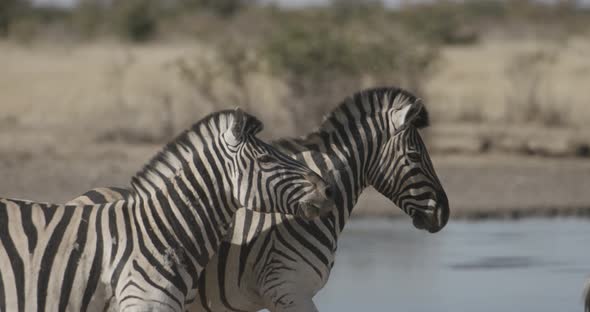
[253, 7, 440, 133]
[505, 48, 570, 127]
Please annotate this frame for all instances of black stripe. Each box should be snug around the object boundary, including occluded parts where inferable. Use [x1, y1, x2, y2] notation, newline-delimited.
[85, 190, 108, 204]
[108, 206, 118, 265]
[216, 239, 234, 311]
[59, 206, 93, 311]
[81, 204, 105, 312]
[237, 209, 253, 285]
[0, 201, 25, 312]
[41, 204, 59, 227]
[197, 269, 212, 312]
[0, 264, 5, 312]
[37, 206, 75, 310]
[19, 202, 37, 254]
[110, 201, 133, 289]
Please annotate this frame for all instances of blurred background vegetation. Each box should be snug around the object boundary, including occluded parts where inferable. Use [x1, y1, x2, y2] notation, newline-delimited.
[1, 0, 590, 153]
[1, 0, 590, 221]
[3, 3, 589, 309]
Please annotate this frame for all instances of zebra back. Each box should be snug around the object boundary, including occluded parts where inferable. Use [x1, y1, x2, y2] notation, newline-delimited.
[66, 187, 131, 205]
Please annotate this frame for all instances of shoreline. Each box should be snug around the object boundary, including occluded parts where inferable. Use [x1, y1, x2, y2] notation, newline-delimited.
[1, 135, 588, 221]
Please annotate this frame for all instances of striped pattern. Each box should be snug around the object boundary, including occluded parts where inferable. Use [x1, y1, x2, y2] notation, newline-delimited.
[69, 87, 450, 311]
[0, 109, 334, 312]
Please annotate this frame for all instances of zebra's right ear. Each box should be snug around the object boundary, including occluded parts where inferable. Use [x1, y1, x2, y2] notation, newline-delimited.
[225, 108, 246, 146]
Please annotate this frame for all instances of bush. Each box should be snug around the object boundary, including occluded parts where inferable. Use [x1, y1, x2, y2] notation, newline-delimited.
[398, 2, 480, 45]
[252, 8, 439, 131]
[114, 0, 158, 42]
[0, 0, 28, 36]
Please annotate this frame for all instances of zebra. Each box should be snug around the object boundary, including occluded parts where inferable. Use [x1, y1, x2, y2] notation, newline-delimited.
[585, 279, 590, 312]
[0, 109, 336, 312]
[68, 87, 450, 311]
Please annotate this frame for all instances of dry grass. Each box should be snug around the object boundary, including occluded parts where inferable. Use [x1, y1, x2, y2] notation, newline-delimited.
[425, 37, 590, 126]
[2, 37, 589, 141]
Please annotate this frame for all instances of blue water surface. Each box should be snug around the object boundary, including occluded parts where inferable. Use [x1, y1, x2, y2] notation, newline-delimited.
[315, 218, 590, 312]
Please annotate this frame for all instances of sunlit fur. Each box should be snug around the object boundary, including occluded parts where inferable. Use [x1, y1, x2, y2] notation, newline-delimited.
[0, 110, 331, 312]
[69, 87, 449, 311]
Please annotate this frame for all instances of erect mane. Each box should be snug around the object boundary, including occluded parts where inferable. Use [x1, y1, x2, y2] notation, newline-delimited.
[130, 109, 263, 192]
[319, 86, 430, 131]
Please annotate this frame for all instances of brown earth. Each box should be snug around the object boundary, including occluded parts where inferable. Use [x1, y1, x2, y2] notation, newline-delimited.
[1, 127, 589, 220]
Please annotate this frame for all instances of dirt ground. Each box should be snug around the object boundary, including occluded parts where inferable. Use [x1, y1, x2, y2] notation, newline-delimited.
[1, 127, 589, 220]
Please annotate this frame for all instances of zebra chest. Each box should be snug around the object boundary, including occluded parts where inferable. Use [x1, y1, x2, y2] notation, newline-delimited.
[108, 250, 195, 312]
[254, 233, 334, 298]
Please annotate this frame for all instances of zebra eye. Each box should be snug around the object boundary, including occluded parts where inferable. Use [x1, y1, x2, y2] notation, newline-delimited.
[257, 154, 275, 163]
[407, 152, 421, 162]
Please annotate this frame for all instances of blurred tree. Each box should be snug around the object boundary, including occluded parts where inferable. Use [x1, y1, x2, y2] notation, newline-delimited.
[177, 0, 249, 17]
[113, 0, 158, 42]
[0, 0, 30, 36]
[72, 0, 108, 38]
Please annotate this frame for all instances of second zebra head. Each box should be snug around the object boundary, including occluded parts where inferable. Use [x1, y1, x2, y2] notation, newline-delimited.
[223, 109, 335, 220]
[368, 89, 449, 233]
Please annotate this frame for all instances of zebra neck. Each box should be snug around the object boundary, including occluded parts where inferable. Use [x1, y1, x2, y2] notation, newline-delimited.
[277, 128, 378, 235]
[127, 172, 238, 289]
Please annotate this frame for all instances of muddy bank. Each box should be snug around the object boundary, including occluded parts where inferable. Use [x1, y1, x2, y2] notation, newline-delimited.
[1, 129, 588, 220]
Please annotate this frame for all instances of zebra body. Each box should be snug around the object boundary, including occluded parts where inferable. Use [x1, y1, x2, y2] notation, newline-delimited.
[0, 109, 334, 312]
[69, 87, 450, 311]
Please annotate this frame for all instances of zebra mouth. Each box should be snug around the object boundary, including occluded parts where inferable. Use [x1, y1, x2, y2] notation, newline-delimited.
[412, 211, 440, 233]
[297, 202, 322, 220]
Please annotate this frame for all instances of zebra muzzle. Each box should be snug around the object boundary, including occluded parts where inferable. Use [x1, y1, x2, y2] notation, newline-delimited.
[297, 198, 335, 220]
[412, 208, 446, 233]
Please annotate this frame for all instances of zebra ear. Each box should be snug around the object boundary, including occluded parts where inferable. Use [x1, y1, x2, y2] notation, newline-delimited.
[393, 99, 424, 130]
[225, 108, 246, 146]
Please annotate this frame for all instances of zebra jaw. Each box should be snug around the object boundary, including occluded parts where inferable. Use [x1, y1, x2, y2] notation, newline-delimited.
[297, 200, 334, 220]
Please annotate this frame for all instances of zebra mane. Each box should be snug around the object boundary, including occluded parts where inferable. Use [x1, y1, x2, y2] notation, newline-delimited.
[319, 86, 430, 131]
[130, 109, 263, 193]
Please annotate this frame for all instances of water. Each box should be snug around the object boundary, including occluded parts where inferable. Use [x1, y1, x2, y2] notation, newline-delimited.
[315, 218, 590, 312]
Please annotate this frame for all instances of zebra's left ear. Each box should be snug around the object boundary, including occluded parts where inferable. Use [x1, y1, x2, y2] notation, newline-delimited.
[225, 108, 247, 146]
[393, 99, 424, 130]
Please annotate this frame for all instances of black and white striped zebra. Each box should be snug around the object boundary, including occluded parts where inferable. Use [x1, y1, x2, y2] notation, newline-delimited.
[69, 87, 450, 311]
[0, 109, 336, 312]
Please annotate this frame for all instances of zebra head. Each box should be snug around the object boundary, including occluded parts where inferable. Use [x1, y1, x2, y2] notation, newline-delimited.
[369, 90, 449, 233]
[224, 108, 335, 220]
